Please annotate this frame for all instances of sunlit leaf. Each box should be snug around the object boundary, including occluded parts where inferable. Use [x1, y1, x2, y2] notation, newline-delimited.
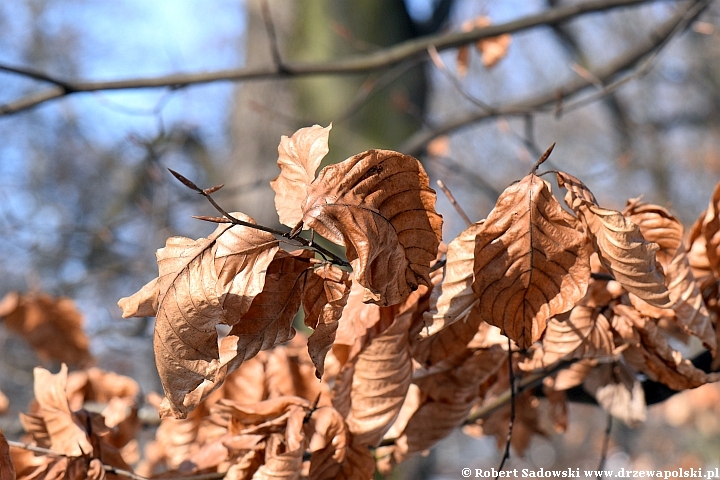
[557, 172, 671, 308]
[270, 124, 331, 227]
[473, 173, 591, 349]
[302, 149, 442, 306]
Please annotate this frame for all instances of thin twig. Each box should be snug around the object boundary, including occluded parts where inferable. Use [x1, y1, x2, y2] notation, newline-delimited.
[401, 0, 707, 156]
[563, 0, 710, 114]
[531, 143, 556, 175]
[0, 0, 679, 115]
[495, 339, 516, 477]
[7, 440, 63, 457]
[596, 414, 613, 479]
[436, 179, 473, 226]
[427, 45, 494, 112]
[168, 169, 351, 268]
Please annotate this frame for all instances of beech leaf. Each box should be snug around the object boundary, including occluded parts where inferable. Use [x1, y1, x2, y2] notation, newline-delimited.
[270, 124, 331, 228]
[305, 406, 349, 480]
[528, 306, 615, 369]
[557, 172, 671, 308]
[422, 221, 484, 336]
[301, 149, 442, 306]
[302, 264, 352, 378]
[0, 430, 14, 480]
[0, 292, 92, 367]
[334, 308, 413, 446]
[20, 365, 93, 457]
[472, 173, 592, 349]
[119, 213, 280, 418]
[583, 363, 646, 427]
[624, 199, 715, 353]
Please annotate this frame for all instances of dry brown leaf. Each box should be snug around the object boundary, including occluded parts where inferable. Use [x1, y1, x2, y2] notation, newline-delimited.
[624, 199, 715, 353]
[0, 292, 92, 367]
[422, 221, 484, 336]
[219, 249, 313, 386]
[334, 439, 376, 480]
[119, 214, 280, 418]
[65, 368, 140, 449]
[528, 306, 615, 369]
[456, 17, 511, 75]
[0, 389, 8, 415]
[473, 173, 591, 349]
[392, 347, 506, 464]
[305, 406, 348, 480]
[468, 390, 542, 456]
[702, 181, 720, 276]
[615, 304, 720, 390]
[557, 172, 671, 308]
[20, 365, 93, 457]
[254, 407, 306, 480]
[334, 308, 413, 446]
[0, 430, 14, 480]
[302, 264, 352, 378]
[552, 359, 598, 391]
[542, 379, 568, 433]
[583, 362, 646, 427]
[270, 124, 331, 228]
[301, 149, 442, 306]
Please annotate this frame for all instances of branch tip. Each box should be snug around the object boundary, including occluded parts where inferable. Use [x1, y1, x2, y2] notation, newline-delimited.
[168, 168, 202, 193]
[531, 142, 556, 174]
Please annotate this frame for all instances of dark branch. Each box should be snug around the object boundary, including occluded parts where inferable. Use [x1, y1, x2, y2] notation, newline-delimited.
[0, 0, 680, 115]
[400, 0, 708, 156]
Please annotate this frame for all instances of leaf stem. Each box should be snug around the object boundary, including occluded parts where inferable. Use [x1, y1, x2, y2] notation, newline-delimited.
[168, 168, 350, 268]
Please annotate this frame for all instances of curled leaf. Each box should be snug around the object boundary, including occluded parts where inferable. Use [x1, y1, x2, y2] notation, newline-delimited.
[422, 221, 484, 336]
[624, 199, 715, 353]
[270, 124, 331, 228]
[303, 265, 352, 378]
[119, 214, 280, 418]
[0, 292, 92, 367]
[473, 173, 591, 349]
[557, 172, 671, 308]
[302, 149, 442, 306]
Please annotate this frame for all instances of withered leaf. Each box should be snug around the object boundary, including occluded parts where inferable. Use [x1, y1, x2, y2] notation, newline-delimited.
[20, 365, 93, 457]
[615, 304, 720, 390]
[528, 306, 615, 369]
[557, 172, 671, 308]
[119, 214, 280, 418]
[702, 181, 720, 277]
[0, 292, 92, 367]
[334, 309, 413, 446]
[473, 173, 591, 349]
[0, 389, 8, 415]
[301, 149, 442, 306]
[0, 430, 14, 480]
[392, 347, 506, 464]
[583, 362, 646, 427]
[422, 221, 484, 336]
[334, 439, 376, 480]
[305, 406, 348, 480]
[302, 264, 352, 378]
[254, 407, 306, 480]
[219, 249, 313, 381]
[270, 124, 331, 228]
[624, 199, 715, 353]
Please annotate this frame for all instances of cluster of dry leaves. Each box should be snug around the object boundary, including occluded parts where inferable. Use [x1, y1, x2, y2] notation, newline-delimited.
[2, 124, 720, 479]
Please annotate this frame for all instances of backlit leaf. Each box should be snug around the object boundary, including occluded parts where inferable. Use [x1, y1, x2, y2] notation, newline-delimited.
[473, 173, 591, 349]
[302, 149, 442, 306]
[557, 172, 671, 308]
[302, 264, 352, 378]
[270, 124, 331, 228]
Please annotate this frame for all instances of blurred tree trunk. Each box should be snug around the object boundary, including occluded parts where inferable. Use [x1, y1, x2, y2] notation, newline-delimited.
[227, 0, 452, 226]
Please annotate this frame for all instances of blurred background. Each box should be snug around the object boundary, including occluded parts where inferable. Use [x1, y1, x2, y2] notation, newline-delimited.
[1, 0, 720, 477]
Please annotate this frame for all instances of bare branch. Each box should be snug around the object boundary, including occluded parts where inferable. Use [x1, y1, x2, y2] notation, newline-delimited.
[0, 0, 680, 115]
[400, 0, 709, 156]
[436, 179, 473, 226]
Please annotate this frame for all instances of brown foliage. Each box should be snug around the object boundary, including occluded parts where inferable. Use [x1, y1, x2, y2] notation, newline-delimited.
[0, 292, 92, 367]
[7, 127, 720, 478]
